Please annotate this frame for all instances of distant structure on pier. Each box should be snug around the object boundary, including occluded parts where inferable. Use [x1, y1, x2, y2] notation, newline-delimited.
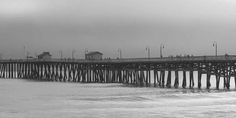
[85, 51, 103, 60]
[27, 56, 35, 59]
[38, 52, 52, 60]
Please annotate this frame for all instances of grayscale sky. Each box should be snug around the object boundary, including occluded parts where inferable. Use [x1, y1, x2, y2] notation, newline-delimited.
[0, 0, 236, 59]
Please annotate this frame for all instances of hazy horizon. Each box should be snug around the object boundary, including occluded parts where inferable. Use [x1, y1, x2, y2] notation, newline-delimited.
[1, 0, 236, 59]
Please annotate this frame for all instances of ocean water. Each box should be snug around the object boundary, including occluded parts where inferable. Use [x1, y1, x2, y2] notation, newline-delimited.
[1, 79, 236, 118]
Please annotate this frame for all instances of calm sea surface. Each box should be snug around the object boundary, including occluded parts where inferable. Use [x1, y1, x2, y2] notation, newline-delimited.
[1, 79, 236, 118]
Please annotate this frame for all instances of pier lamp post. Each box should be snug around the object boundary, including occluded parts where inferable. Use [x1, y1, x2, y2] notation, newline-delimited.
[59, 50, 63, 59]
[26, 51, 29, 59]
[160, 44, 164, 58]
[213, 41, 217, 56]
[84, 49, 88, 59]
[118, 48, 122, 59]
[24, 45, 30, 59]
[72, 49, 76, 59]
[23, 46, 26, 59]
[146, 47, 150, 59]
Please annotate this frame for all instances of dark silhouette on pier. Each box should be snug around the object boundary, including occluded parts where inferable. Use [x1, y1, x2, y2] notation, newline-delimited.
[0, 55, 236, 90]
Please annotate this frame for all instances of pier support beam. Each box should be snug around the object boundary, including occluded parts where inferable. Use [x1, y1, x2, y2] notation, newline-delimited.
[234, 76, 236, 89]
[189, 71, 194, 88]
[174, 71, 179, 88]
[161, 70, 165, 88]
[216, 75, 220, 90]
[182, 71, 186, 88]
[198, 71, 202, 89]
[166, 71, 171, 88]
[206, 73, 211, 89]
[154, 70, 158, 87]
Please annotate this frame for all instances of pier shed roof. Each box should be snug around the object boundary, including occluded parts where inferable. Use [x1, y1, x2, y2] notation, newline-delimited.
[86, 51, 103, 55]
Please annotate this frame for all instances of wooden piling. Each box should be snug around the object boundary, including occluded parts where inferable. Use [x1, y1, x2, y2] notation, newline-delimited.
[154, 70, 157, 87]
[174, 71, 179, 88]
[216, 75, 220, 90]
[206, 73, 211, 89]
[189, 71, 194, 88]
[161, 70, 165, 88]
[182, 71, 186, 88]
[198, 71, 202, 89]
[166, 70, 171, 88]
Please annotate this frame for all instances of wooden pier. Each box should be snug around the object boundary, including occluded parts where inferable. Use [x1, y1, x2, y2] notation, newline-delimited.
[1, 55, 236, 89]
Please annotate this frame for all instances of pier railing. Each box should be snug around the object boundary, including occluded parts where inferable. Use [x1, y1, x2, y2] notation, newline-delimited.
[1, 55, 236, 63]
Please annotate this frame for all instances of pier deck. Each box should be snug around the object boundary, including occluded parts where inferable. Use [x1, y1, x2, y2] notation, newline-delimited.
[1, 55, 236, 89]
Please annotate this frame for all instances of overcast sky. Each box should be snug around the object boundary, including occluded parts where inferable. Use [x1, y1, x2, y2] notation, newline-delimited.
[1, 0, 236, 59]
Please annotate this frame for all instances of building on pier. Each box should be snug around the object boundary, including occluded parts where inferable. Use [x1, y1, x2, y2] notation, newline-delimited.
[85, 51, 103, 60]
[38, 52, 52, 60]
